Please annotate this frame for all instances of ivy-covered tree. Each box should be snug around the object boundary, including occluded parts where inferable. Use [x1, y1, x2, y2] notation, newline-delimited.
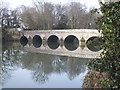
[88, 1, 120, 88]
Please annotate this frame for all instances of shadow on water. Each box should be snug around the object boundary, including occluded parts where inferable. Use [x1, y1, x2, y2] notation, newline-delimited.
[47, 35, 59, 49]
[64, 35, 79, 51]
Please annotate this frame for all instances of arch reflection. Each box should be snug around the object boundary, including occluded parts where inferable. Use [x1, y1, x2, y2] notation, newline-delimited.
[20, 36, 28, 46]
[64, 35, 79, 51]
[47, 35, 59, 49]
[32, 35, 42, 48]
[86, 36, 102, 52]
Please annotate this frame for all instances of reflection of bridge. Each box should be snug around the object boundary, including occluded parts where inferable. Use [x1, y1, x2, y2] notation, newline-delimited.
[23, 45, 101, 58]
[20, 29, 101, 58]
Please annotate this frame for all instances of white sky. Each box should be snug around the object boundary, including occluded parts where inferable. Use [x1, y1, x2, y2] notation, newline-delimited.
[1, 0, 100, 9]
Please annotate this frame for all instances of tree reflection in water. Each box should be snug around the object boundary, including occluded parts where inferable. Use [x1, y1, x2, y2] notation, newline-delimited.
[2, 41, 89, 85]
[2, 42, 24, 86]
[0, 55, 2, 88]
[21, 53, 88, 84]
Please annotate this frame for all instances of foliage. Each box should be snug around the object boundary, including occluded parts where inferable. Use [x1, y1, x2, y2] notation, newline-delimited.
[1, 9, 20, 29]
[88, 1, 120, 88]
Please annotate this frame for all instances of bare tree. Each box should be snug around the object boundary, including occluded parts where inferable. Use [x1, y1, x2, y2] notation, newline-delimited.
[19, 1, 100, 30]
[66, 2, 87, 29]
[20, 1, 54, 30]
[53, 4, 69, 29]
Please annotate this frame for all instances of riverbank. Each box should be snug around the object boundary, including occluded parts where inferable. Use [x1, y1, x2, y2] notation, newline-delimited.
[2, 29, 21, 41]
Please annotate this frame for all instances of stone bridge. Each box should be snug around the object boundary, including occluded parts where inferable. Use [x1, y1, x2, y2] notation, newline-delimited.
[20, 29, 102, 58]
[22, 29, 101, 42]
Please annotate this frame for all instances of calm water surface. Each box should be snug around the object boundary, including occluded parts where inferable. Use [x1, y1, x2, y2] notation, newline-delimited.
[1, 41, 99, 88]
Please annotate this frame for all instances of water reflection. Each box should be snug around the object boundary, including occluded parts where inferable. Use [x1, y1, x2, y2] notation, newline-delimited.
[47, 35, 60, 49]
[64, 43, 79, 51]
[0, 40, 2, 89]
[2, 41, 89, 88]
[2, 42, 23, 87]
[21, 53, 88, 84]
[0, 48, 2, 89]
[64, 35, 79, 51]
[32, 35, 42, 48]
[47, 42, 59, 49]
[20, 36, 28, 46]
[86, 37, 102, 52]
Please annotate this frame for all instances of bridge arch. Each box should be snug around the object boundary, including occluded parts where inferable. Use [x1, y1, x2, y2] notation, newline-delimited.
[47, 35, 60, 49]
[64, 35, 79, 51]
[20, 36, 28, 46]
[86, 36, 102, 52]
[32, 35, 42, 48]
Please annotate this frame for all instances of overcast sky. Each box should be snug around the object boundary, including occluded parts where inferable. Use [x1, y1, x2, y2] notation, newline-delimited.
[1, 0, 100, 9]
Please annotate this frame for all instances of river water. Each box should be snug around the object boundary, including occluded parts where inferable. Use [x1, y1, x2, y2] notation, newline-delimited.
[1, 41, 101, 88]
